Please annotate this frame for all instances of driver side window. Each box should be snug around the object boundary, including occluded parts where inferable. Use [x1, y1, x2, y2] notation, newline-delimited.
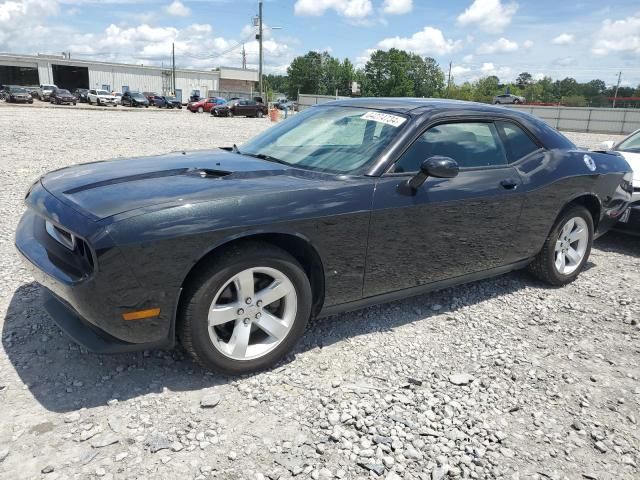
[393, 122, 507, 173]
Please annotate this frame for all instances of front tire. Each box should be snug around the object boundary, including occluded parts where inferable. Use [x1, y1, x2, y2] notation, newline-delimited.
[197, 106, 204, 113]
[528, 205, 594, 286]
[179, 242, 312, 375]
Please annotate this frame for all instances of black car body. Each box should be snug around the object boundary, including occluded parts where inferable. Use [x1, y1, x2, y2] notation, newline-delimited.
[50, 89, 77, 105]
[120, 91, 149, 107]
[15, 99, 633, 372]
[212, 99, 267, 117]
[4, 86, 33, 103]
[154, 96, 182, 109]
[73, 88, 90, 103]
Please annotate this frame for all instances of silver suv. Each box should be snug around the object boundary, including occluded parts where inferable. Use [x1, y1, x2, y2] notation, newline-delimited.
[493, 94, 525, 105]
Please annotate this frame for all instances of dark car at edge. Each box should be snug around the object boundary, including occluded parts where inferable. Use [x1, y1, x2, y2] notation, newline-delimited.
[15, 99, 633, 374]
[4, 86, 33, 104]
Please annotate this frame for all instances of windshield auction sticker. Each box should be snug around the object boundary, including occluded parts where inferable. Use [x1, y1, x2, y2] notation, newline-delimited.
[361, 111, 407, 127]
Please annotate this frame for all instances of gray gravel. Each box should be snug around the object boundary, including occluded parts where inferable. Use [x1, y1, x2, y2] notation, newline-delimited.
[0, 105, 638, 479]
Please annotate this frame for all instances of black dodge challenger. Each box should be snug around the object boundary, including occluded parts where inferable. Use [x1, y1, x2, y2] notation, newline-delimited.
[16, 99, 633, 374]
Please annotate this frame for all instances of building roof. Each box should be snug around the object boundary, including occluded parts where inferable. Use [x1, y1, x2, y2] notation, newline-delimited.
[0, 52, 217, 76]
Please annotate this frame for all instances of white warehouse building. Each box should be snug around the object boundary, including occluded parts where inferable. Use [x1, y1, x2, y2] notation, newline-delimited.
[0, 53, 258, 102]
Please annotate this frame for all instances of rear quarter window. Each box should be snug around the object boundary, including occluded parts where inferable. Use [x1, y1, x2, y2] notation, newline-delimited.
[496, 121, 541, 162]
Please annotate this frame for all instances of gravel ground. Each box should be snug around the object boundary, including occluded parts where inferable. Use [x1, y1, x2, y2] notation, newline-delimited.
[0, 105, 638, 480]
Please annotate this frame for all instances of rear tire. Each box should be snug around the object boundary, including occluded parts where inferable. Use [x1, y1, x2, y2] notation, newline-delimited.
[528, 205, 594, 286]
[179, 242, 312, 375]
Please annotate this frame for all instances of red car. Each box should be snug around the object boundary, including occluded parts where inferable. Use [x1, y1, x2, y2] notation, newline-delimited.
[187, 97, 226, 113]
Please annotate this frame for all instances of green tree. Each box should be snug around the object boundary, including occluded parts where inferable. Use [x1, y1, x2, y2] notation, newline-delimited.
[363, 49, 445, 97]
[473, 76, 500, 102]
[516, 72, 533, 88]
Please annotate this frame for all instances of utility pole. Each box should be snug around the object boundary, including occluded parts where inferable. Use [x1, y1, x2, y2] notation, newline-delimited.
[172, 42, 176, 95]
[258, 1, 263, 100]
[446, 61, 452, 98]
[612, 71, 622, 108]
[242, 44, 247, 69]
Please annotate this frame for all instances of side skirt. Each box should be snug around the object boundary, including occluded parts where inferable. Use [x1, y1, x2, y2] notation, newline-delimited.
[318, 259, 532, 318]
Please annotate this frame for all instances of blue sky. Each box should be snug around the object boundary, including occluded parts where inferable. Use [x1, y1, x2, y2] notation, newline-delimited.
[2, 0, 640, 86]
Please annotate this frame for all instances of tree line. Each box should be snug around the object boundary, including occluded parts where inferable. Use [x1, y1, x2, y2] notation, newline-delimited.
[264, 49, 640, 107]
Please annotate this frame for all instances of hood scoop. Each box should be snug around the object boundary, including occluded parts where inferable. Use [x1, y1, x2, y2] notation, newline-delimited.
[188, 168, 232, 179]
[62, 167, 231, 195]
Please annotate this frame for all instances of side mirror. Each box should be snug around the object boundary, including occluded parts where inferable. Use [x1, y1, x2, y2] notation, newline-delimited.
[596, 140, 615, 151]
[406, 156, 459, 191]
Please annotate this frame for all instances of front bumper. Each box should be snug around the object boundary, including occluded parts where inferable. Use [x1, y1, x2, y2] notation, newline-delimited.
[615, 202, 640, 235]
[15, 197, 176, 353]
[42, 289, 172, 353]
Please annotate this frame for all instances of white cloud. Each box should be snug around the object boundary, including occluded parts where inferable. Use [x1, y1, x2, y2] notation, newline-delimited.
[552, 56, 574, 66]
[552, 33, 574, 45]
[377, 26, 462, 55]
[0, 0, 59, 47]
[382, 0, 412, 15]
[462, 54, 474, 63]
[165, 1, 190, 17]
[451, 65, 471, 77]
[523, 40, 533, 49]
[477, 37, 518, 54]
[592, 15, 640, 55]
[480, 62, 513, 80]
[457, 0, 518, 33]
[294, 0, 373, 19]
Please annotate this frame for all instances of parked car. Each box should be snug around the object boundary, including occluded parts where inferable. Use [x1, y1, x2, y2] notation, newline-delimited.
[595, 130, 640, 234]
[120, 91, 150, 107]
[187, 97, 226, 113]
[49, 89, 77, 105]
[493, 94, 526, 105]
[73, 88, 90, 103]
[113, 92, 122, 105]
[15, 99, 633, 374]
[154, 95, 182, 109]
[4, 86, 33, 104]
[275, 100, 295, 111]
[212, 98, 267, 118]
[88, 89, 117, 107]
[36, 84, 58, 101]
[143, 92, 159, 106]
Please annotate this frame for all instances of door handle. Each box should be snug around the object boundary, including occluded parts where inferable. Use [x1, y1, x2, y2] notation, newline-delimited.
[500, 179, 519, 190]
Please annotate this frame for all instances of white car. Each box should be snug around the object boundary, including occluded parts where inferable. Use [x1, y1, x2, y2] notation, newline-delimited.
[37, 84, 58, 101]
[87, 89, 117, 107]
[597, 130, 640, 232]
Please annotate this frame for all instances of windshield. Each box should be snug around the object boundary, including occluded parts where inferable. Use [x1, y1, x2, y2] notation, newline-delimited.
[618, 131, 640, 153]
[11, 87, 27, 93]
[57, 89, 70, 94]
[43, 85, 55, 90]
[97, 90, 110, 95]
[131, 93, 146, 100]
[239, 106, 406, 174]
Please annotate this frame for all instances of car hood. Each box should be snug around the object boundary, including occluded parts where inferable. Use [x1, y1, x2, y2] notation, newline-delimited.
[39, 149, 326, 221]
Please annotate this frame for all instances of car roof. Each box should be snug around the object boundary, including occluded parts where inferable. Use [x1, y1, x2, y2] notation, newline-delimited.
[319, 97, 519, 115]
[319, 97, 576, 151]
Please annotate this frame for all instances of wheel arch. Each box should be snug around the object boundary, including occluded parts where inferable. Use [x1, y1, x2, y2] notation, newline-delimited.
[177, 231, 326, 324]
[561, 193, 602, 231]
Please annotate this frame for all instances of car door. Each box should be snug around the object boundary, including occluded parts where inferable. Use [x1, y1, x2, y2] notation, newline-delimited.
[364, 119, 526, 298]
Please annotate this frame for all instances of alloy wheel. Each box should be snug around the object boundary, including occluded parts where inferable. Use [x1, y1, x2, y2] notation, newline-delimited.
[207, 267, 297, 361]
[554, 216, 588, 275]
